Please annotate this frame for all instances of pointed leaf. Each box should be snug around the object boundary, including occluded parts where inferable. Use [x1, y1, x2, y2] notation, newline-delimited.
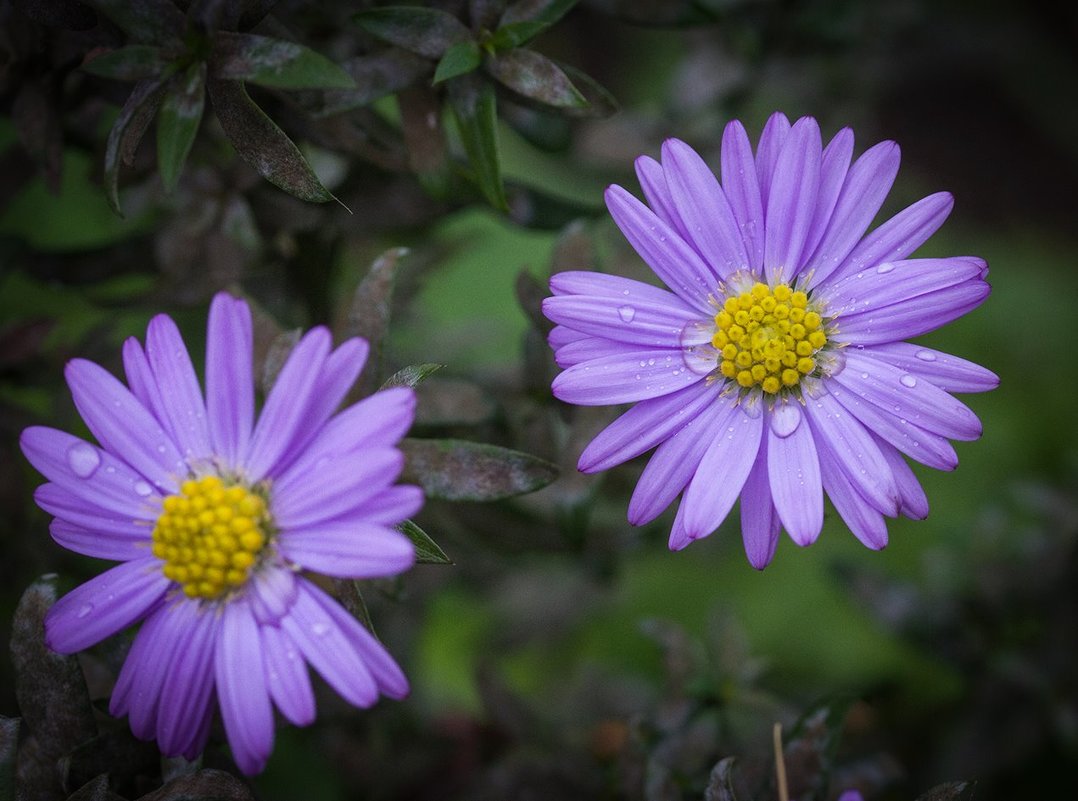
[914, 782, 976, 801]
[65, 775, 125, 801]
[704, 757, 741, 801]
[212, 32, 355, 90]
[380, 363, 445, 390]
[447, 74, 507, 209]
[85, 0, 184, 45]
[354, 6, 471, 59]
[333, 579, 378, 636]
[137, 769, 255, 801]
[104, 76, 169, 215]
[315, 49, 431, 116]
[551, 63, 617, 117]
[261, 328, 301, 394]
[500, 0, 579, 27]
[207, 78, 334, 203]
[398, 519, 452, 564]
[400, 438, 559, 501]
[505, 180, 601, 229]
[345, 247, 408, 394]
[433, 40, 482, 84]
[81, 45, 169, 81]
[157, 62, 206, 193]
[398, 87, 451, 196]
[485, 49, 586, 108]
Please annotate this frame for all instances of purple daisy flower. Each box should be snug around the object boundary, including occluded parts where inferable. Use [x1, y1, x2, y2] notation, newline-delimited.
[19, 293, 423, 774]
[543, 112, 997, 567]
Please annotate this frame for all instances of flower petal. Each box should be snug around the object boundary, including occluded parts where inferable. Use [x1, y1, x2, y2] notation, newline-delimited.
[346, 485, 425, 526]
[206, 293, 254, 470]
[247, 567, 299, 627]
[279, 522, 415, 578]
[156, 601, 218, 757]
[261, 623, 315, 726]
[111, 599, 183, 738]
[862, 343, 999, 394]
[635, 154, 690, 240]
[216, 601, 274, 775]
[45, 558, 168, 653]
[122, 338, 169, 430]
[739, 433, 781, 569]
[604, 184, 717, 313]
[49, 518, 147, 561]
[755, 111, 791, 208]
[823, 257, 986, 318]
[873, 434, 929, 519]
[764, 117, 822, 283]
[720, 119, 765, 273]
[548, 324, 587, 349]
[34, 483, 152, 545]
[837, 280, 991, 344]
[818, 445, 889, 549]
[551, 348, 704, 406]
[766, 402, 823, 546]
[578, 379, 717, 472]
[144, 314, 211, 461]
[802, 127, 853, 262]
[554, 336, 639, 368]
[542, 293, 702, 348]
[550, 271, 686, 304]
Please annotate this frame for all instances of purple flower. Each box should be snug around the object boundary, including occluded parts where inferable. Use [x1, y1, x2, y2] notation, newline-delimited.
[19, 293, 423, 774]
[543, 113, 997, 567]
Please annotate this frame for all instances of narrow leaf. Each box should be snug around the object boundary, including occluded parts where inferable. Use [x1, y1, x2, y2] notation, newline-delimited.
[354, 7, 471, 59]
[433, 40, 481, 84]
[447, 74, 507, 210]
[345, 247, 408, 395]
[207, 78, 334, 203]
[704, 757, 741, 801]
[552, 63, 618, 117]
[85, 0, 184, 45]
[212, 32, 355, 90]
[488, 21, 547, 51]
[81, 45, 168, 81]
[485, 49, 587, 108]
[915, 782, 976, 801]
[398, 519, 452, 564]
[157, 62, 206, 193]
[505, 180, 601, 229]
[104, 77, 168, 215]
[499, 0, 579, 27]
[398, 87, 451, 196]
[315, 49, 431, 116]
[261, 328, 301, 394]
[380, 363, 445, 390]
[333, 580, 378, 636]
[400, 438, 559, 501]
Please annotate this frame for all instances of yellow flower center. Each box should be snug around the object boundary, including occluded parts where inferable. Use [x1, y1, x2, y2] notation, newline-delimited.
[151, 475, 269, 600]
[712, 282, 828, 395]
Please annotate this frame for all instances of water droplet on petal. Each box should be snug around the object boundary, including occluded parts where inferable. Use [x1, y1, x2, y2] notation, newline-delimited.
[860, 372, 869, 380]
[915, 350, 937, 362]
[770, 403, 802, 438]
[312, 622, 330, 637]
[618, 305, 636, 323]
[66, 443, 101, 478]
[876, 263, 895, 274]
[76, 603, 93, 619]
[133, 481, 153, 497]
[900, 374, 917, 388]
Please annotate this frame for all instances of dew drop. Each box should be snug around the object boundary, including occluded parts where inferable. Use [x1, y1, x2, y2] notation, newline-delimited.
[900, 374, 918, 388]
[156, 444, 167, 454]
[648, 358, 656, 366]
[876, 263, 895, 274]
[133, 480, 153, 497]
[770, 403, 802, 438]
[66, 443, 101, 478]
[76, 603, 93, 619]
[312, 622, 330, 637]
[618, 305, 636, 323]
[915, 350, 937, 362]
[860, 372, 869, 380]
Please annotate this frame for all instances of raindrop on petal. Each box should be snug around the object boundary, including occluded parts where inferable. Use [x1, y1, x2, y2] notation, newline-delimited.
[876, 263, 895, 274]
[770, 403, 802, 438]
[76, 603, 94, 619]
[66, 443, 101, 478]
[915, 350, 937, 362]
[618, 305, 636, 323]
[900, 374, 918, 388]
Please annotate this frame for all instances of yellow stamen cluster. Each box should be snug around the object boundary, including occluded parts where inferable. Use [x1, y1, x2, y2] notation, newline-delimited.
[712, 282, 828, 394]
[151, 475, 269, 600]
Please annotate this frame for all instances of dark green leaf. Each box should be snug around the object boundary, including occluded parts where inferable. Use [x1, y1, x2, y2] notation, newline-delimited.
[380, 363, 445, 389]
[65, 775, 124, 801]
[781, 698, 852, 801]
[414, 377, 496, 426]
[137, 769, 255, 801]
[488, 21, 546, 51]
[505, 180, 601, 229]
[551, 63, 618, 117]
[400, 438, 559, 501]
[398, 519, 452, 564]
[81, 45, 168, 81]
[433, 40, 482, 84]
[315, 49, 431, 116]
[157, 62, 206, 193]
[469, 0, 506, 30]
[207, 78, 335, 203]
[85, 0, 184, 45]
[104, 76, 169, 215]
[354, 7, 471, 59]
[398, 86, 451, 196]
[447, 74, 506, 210]
[62, 729, 159, 797]
[499, 0, 579, 27]
[212, 32, 355, 90]
[345, 247, 408, 394]
[914, 782, 976, 801]
[334, 580, 378, 635]
[261, 328, 301, 394]
[704, 757, 740, 801]
[515, 268, 550, 333]
[485, 49, 586, 108]
[0, 718, 18, 801]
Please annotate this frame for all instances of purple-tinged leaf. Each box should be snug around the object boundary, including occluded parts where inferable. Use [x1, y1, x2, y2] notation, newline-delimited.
[398, 519, 452, 564]
[344, 247, 408, 395]
[157, 62, 206, 193]
[212, 32, 355, 90]
[485, 49, 586, 108]
[380, 363, 445, 390]
[433, 39, 482, 84]
[499, 0, 579, 28]
[137, 769, 256, 800]
[260, 328, 301, 395]
[11, 79, 63, 194]
[354, 6, 471, 59]
[207, 78, 335, 203]
[104, 76, 169, 215]
[398, 86, 451, 195]
[552, 63, 617, 117]
[704, 757, 741, 801]
[65, 775, 126, 801]
[81, 45, 169, 81]
[447, 73, 507, 210]
[316, 49, 431, 116]
[0, 717, 18, 801]
[914, 782, 976, 801]
[15, 0, 96, 29]
[85, 0, 184, 45]
[400, 438, 559, 501]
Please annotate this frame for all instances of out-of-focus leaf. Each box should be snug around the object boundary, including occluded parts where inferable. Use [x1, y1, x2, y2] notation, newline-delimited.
[914, 782, 976, 801]
[81, 45, 168, 81]
[499, 99, 571, 151]
[400, 438, 559, 501]
[550, 63, 617, 117]
[212, 32, 355, 90]
[704, 757, 741, 801]
[550, 217, 596, 273]
[12, 79, 63, 193]
[137, 769, 255, 801]
[485, 49, 586, 109]
[782, 698, 852, 801]
[61, 728, 160, 794]
[505, 180, 599, 229]
[398, 519, 452, 564]
[345, 247, 408, 394]
[398, 87, 450, 196]
[157, 62, 206, 193]
[85, 0, 184, 45]
[0, 717, 17, 801]
[261, 328, 301, 394]
[315, 49, 430, 116]
[207, 78, 334, 203]
[515, 268, 550, 334]
[499, 0, 579, 27]
[354, 6, 471, 59]
[447, 74, 506, 210]
[103, 76, 168, 215]
[380, 363, 445, 389]
[14, 0, 97, 29]
[334, 579, 377, 635]
[433, 40, 481, 84]
[65, 775, 124, 801]
[414, 377, 496, 426]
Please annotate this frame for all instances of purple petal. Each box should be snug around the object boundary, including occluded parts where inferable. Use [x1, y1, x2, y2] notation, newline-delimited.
[548, 324, 587, 349]
[272, 448, 403, 529]
[243, 328, 332, 481]
[719, 119, 765, 272]
[801, 127, 853, 263]
[667, 498, 694, 551]
[144, 314, 211, 461]
[661, 138, 749, 279]
[739, 433, 781, 569]
[763, 117, 822, 282]
[34, 483, 153, 546]
[550, 270, 689, 305]
[65, 359, 186, 491]
[680, 403, 763, 542]
[21, 427, 162, 518]
[604, 184, 717, 313]
[823, 256, 986, 318]
[49, 518, 147, 561]
[578, 379, 717, 472]
[551, 348, 704, 406]
[755, 112, 791, 208]
[216, 601, 274, 775]
[206, 293, 254, 470]
[281, 581, 378, 707]
[837, 280, 991, 344]
[804, 140, 901, 286]
[862, 343, 998, 394]
[45, 558, 168, 653]
[122, 338, 169, 429]
[247, 567, 299, 626]
[873, 434, 929, 519]
[766, 403, 823, 546]
[836, 350, 982, 441]
[156, 602, 218, 756]
[818, 445, 889, 549]
[261, 623, 315, 726]
[279, 522, 415, 578]
[803, 387, 899, 515]
[542, 293, 702, 348]
[345, 485, 424, 526]
[635, 154, 690, 240]
[554, 336, 639, 368]
[111, 600, 183, 738]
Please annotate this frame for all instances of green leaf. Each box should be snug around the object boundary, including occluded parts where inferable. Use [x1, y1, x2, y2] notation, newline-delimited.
[156, 62, 206, 193]
[488, 21, 546, 51]
[485, 49, 586, 109]
[380, 363, 445, 390]
[504, 180, 602, 229]
[433, 40, 481, 84]
[85, 0, 184, 45]
[212, 32, 355, 90]
[447, 74, 507, 210]
[400, 438, 559, 501]
[344, 247, 409, 394]
[398, 519, 453, 564]
[81, 45, 168, 81]
[354, 6, 471, 59]
[499, 0, 580, 28]
[314, 49, 431, 116]
[552, 63, 618, 117]
[206, 78, 335, 203]
[103, 76, 168, 216]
